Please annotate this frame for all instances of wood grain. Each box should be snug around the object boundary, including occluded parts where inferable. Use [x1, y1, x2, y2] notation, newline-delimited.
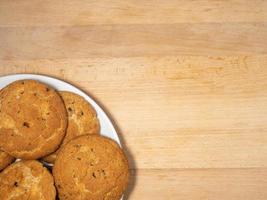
[1, 23, 267, 59]
[128, 168, 267, 200]
[0, 0, 266, 26]
[1, 0, 267, 199]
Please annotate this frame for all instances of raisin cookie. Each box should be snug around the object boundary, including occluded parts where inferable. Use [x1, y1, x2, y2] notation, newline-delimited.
[0, 160, 56, 200]
[43, 91, 100, 163]
[0, 80, 67, 159]
[53, 135, 129, 200]
[0, 150, 15, 171]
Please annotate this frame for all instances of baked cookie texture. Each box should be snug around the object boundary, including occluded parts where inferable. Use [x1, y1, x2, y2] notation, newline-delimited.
[53, 135, 129, 200]
[0, 150, 15, 171]
[43, 91, 100, 163]
[0, 80, 67, 159]
[0, 160, 56, 200]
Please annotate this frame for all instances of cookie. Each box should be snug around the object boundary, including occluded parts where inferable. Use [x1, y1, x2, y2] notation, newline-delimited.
[0, 160, 56, 200]
[53, 135, 129, 200]
[0, 150, 15, 171]
[43, 91, 100, 163]
[0, 80, 67, 159]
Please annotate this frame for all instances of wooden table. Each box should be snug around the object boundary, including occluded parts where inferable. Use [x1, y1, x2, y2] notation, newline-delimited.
[1, 1, 267, 199]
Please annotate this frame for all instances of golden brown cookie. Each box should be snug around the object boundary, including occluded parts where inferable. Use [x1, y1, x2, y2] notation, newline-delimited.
[43, 91, 100, 163]
[0, 80, 67, 159]
[53, 135, 129, 200]
[0, 150, 15, 171]
[0, 160, 56, 200]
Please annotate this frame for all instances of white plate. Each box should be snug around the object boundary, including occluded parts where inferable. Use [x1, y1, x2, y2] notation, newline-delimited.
[0, 74, 124, 199]
[0, 74, 120, 146]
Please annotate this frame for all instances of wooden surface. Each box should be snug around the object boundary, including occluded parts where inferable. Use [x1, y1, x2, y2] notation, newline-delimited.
[1, 1, 267, 199]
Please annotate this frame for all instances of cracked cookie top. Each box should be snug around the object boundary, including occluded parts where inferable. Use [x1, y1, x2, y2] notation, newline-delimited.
[53, 135, 129, 200]
[0, 160, 56, 200]
[0, 80, 67, 159]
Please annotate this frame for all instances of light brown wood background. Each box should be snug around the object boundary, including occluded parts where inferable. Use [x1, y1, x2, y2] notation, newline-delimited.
[1, 0, 267, 199]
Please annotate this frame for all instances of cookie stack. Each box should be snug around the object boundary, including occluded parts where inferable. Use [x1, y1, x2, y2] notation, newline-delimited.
[0, 80, 129, 200]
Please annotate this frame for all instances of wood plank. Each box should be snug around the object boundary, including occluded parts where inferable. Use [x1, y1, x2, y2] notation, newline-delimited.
[127, 168, 267, 200]
[1, 23, 267, 59]
[1, 56, 267, 169]
[0, 0, 266, 26]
